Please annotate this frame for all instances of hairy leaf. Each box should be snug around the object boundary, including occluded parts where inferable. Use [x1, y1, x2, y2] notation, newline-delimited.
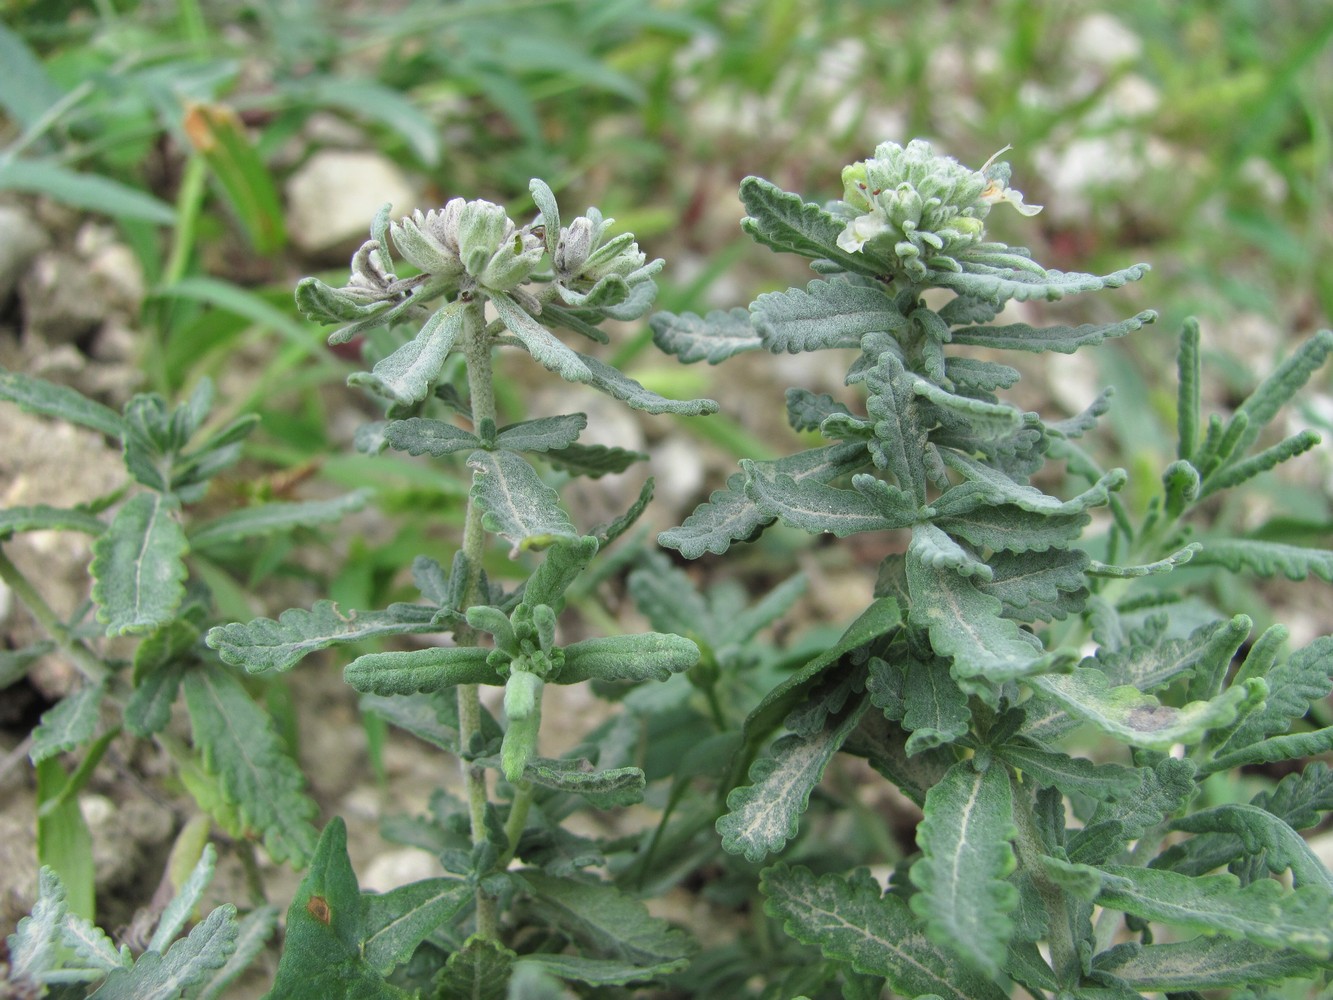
[718, 695, 868, 862]
[90, 494, 188, 636]
[752, 280, 903, 353]
[1092, 937, 1323, 992]
[934, 504, 1090, 554]
[935, 452, 1125, 516]
[361, 878, 471, 974]
[978, 547, 1088, 622]
[194, 905, 278, 1000]
[182, 668, 318, 867]
[207, 601, 440, 673]
[908, 537, 1071, 696]
[557, 632, 699, 684]
[863, 350, 930, 502]
[659, 442, 867, 557]
[1047, 860, 1333, 958]
[649, 307, 762, 363]
[494, 413, 587, 452]
[1201, 429, 1321, 497]
[467, 449, 575, 553]
[571, 350, 719, 415]
[540, 442, 646, 478]
[521, 953, 688, 986]
[935, 265, 1152, 306]
[30, 683, 105, 764]
[433, 937, 515, 1000]
[910, 760, 1018, 975]
[1191, 538, 1333, 582]
[899, 654, 970, 753]
[1095, 615, 1250, 694]
[6, 868, 66, 984]
[522, 871, 694, 969]
[381, 418, 483, 456]
[995, 742, 1140, 801]
[0, 368, 125, 437]
[1171, 804, 1333, 889]
[1229, 328, 1333, 459]
[92, 905, 238, 1000]
[344, 646, 496, 694]
[189, 491, 369, 549]
[738, 176, 879, 273]
[910, 521, 991, 580]
[0, 504, 105, 538]
[148, 843, 217, 954]
[761, 865, 1010, 1000]
[524, 535, 600, 609]
[1204, 726, 1333, 773]
[517, 757, 647, 808]
[491, 292, 593, 384]
[1253, 761, 1333, 830]
[742, 463, 921, 537]
[1030, 669, 1264, 751]
[949, 309, 1156, 354]
[347, 301, 463, 405]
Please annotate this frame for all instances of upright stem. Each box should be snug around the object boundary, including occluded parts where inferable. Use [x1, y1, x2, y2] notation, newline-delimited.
[0, 546, 109, 684]
[457, 296, 500, 940]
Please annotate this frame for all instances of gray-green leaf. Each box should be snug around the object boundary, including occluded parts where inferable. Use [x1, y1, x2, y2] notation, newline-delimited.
[467, 449, 576, 553]
[649, 307, 762, 363]
[950, 309, 1157, 352]
[751, 280, 903, 353]
[188, 491, 369, 549]
[90, 494, 188, 636]
[346, 301, 463, 405]
[30, 683, 105, 764]
[557, 633, 699, 684]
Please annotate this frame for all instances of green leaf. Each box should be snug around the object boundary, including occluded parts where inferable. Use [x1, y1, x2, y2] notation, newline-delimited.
[909, 521, 991, 580]
[347, 301, 464, 405]
[184, 102, 286, 253]
[517, 757, 646, 808]
[207, 601, 440, 674]
[897, 655, 971, 753]
[149, 843, 217, 954]
[1047, 860, 1333, 958]
[468, 449, 575, 554]
[189, 491, 369, 549]
[935, 451, 1125, 516]
[571, 350, 719, 415]
[6, 868, 66, 984]
[29, 683, 105, 764]
[361, 878, 471, 974]
[949, 309, 1157, 352]
[1171, 804, 1333, 890]
[182, 667, 318, 867]
[1201, 429, 1321, 497]
[649, 307, 762, 363]
[1094, 615, 1250, 694]
[761, 865, 1010, 1000]
[432, 937, 515, 1000]
[786, 387, 853, 431]
[266, 818, 414, 999]
[381, 417, 483, 456]
[863, 351, 929, 503]
[910, 760, 1018, 975]
[521, 872, 694, 970]
[0, 160, 176, 225]
[739, 176, 879, 272]
[0, 504, 105, 539]
[521, 953, 687, 987]
[742, 463, 922, 537]
[978, 548, 1088, 622]
[1176, 317, 1202, 461]
[344, 646, 495, 695]
[491, 291, 593, 383]
[907, 535, 1072, 696]
[194, 905, 279, 1000]
[1203, 726, 1333, 773]
[93, 905, 238, 1000]
[1030, 670, 1264, 751]
[1092, 936, 1324, 992]
[1229, 328, 1333, 460]
[1087, 543, 1200, 578]
[718, 695, 869, 862]
[659, 442, 867, 557]
[592, 476, 654, 546]
[0, 367, 125, 437]
[90, 494, 188, 637]
[935, 264, 1152, 305]
[494, 414, 587, 452]
[1221, 635, 1333, 751]
[524, 535, 600, 609]
[125, 657, 182, 735]
[540, 442, 646, 478]
[993, 742, 1140, 801]
[557, 632, 699, 684]
[751, 280, 904, 353]
[743, 598, 901, 746]
[1190, 538, 1333, 582]
[0, 22, 65, 128]
[934, 505, 1090, 554]
[1254, 762, 1333, 830]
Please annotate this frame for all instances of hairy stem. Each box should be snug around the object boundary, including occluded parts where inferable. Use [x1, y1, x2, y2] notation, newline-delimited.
[458, 295, 501, 940]
[0, 545, 109, 684]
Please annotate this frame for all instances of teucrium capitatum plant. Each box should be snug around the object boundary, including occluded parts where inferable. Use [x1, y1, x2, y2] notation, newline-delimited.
[652, 139, 1333, 997]
[207, 180, 715, 996]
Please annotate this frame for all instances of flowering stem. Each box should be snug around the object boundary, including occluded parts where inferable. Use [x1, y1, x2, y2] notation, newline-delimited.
[458, 294, 501, 941]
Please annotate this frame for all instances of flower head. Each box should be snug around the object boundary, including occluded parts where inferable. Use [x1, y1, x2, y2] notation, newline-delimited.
[834, 140, 1042, 280]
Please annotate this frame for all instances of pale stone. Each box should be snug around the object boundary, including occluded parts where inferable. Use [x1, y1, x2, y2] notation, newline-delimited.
[0, 204, 49, 302]
[360, 847, 441, 894]
[286, 150, 418, 255]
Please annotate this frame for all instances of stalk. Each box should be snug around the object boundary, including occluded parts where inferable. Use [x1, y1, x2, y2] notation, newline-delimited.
[457, 295, 501, 941]
[0, 546, 109, 685]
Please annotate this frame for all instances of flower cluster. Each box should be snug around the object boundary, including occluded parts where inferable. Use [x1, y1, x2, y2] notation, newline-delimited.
[390, 198, 544, 292]
[833, 139, 1041, 281]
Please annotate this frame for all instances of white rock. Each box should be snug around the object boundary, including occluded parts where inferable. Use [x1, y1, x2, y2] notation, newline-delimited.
[1070, 13, 1142, 68]
[360, 848, 441, 894]
[0, 204, 49, 301]
[286, 150, 418, 255]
